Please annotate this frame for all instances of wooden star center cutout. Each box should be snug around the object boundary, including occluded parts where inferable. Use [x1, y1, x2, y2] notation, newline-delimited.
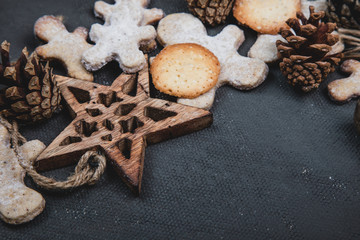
[35, 58, 213, 194]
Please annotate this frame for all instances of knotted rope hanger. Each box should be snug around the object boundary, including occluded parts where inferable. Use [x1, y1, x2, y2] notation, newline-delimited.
[0, 116, 106, 190]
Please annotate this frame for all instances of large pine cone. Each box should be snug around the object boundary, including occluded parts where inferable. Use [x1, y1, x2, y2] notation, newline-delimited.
[277, 6, 343, 92]
[326, 0, 360, 30]
[0, 41, 61, 124]
[186, 0, 235, 26]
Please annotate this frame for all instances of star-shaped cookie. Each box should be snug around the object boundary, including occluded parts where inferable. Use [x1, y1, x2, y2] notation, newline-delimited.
[35, 58, 213, 193]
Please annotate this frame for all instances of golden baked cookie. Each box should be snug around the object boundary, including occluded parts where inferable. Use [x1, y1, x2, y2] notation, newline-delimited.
[151, 43, 220, 99]
[233, 0, 301, 35]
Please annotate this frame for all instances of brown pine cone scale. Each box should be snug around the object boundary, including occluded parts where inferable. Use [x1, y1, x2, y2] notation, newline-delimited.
[187, 0, 235, 26]
[327, 0, 360, 30]
[0, 41, 61, 124]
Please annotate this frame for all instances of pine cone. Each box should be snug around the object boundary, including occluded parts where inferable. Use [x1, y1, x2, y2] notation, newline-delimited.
[326, 0, 360, 30]
[186, 0, 235, 26]
[0, 41, 61, 124]
[277, 6, 343, 92]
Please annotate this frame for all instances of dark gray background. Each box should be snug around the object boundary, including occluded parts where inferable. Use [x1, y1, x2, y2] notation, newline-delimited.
[1, 0, 360, 239]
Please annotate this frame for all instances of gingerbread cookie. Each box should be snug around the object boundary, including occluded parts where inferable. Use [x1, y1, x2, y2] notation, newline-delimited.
[328, 60, 360, 102]
[82, 0, 164, 73]
[0, 123, 46, 224]
[151, 43, 220, 99]
[156, 13, 268, 109]
[248, 34, 285, 64]
[233, 0, 301, 35]
[34, 15, 93, 82]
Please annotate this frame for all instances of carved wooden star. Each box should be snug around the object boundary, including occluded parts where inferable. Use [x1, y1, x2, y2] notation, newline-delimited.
[35, 59, 213, 193]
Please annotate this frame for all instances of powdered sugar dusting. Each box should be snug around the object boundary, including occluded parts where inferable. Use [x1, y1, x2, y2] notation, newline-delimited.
[0, 124, 45, 224]
[34, 15, 94, 81]
[82, 0, 164, 73]
[328, 60, 360, 102]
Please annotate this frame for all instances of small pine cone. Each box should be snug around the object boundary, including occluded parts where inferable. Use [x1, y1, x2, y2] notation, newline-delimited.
[0, 41, 61, 124]
[187, 0, 235, 26]
[277, 6, 343, 92]
[279, 57, 334, 92]
[326, 0, 360, 30]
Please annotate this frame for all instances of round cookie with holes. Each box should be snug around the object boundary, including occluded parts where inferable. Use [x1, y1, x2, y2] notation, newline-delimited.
[150, 43, 220, 99]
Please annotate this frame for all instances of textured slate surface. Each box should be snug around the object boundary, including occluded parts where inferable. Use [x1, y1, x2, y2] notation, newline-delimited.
[1, 0, 360, 239]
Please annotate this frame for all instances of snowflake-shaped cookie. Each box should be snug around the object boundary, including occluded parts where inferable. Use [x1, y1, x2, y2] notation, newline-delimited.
[82, 0, 164, 73]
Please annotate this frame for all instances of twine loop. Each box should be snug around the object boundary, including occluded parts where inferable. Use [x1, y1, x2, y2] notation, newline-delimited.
[0, 116, 106, 190]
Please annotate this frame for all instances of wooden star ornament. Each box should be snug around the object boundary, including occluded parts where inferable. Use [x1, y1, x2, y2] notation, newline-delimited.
[35, 59, 213, 193]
